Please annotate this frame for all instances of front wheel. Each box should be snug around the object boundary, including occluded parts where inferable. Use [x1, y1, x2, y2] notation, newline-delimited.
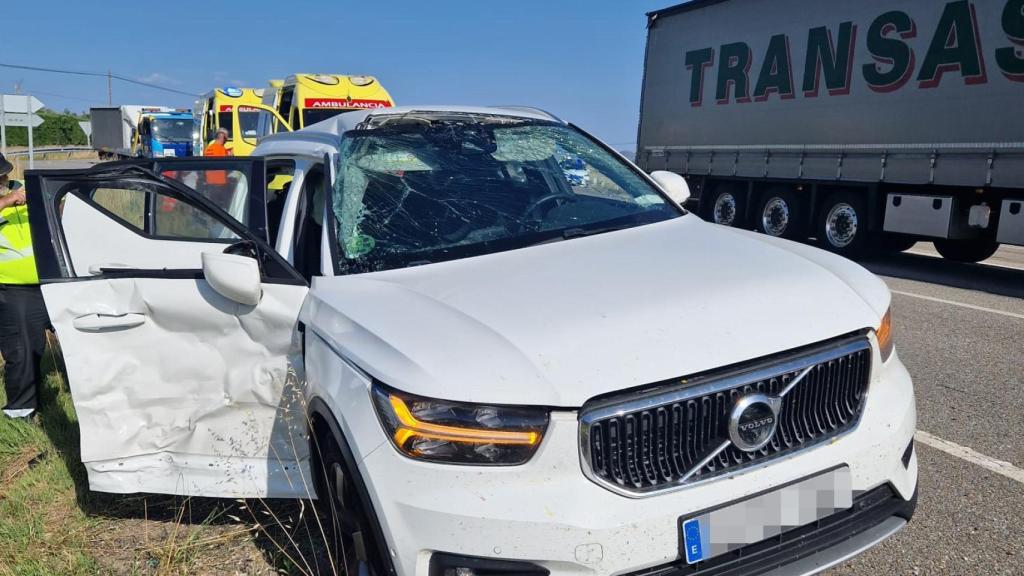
[315, 433, 380, 576]
[817, 193, 867, 257]
[933, 239, 999, 263]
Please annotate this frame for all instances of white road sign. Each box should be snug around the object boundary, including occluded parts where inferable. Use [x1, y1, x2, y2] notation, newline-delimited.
[78, 121, 92, 138]
[3, 113, 44, 128]
[0, 95, 44, 114]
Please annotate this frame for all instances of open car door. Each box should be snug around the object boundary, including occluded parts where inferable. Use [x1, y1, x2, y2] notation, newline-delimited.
[236, 102, 292, 143]
[24, 164, 311, 498]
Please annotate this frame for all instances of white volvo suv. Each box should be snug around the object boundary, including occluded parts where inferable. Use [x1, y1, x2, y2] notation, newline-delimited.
[25, 106, 916, 576]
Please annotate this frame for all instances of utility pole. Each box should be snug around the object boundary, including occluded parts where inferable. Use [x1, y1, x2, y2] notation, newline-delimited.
[107, 70, 112, 105]
[26, 94, 33, 169]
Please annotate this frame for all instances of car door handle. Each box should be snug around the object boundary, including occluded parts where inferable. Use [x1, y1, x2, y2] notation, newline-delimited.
[72, 313, 146, 332]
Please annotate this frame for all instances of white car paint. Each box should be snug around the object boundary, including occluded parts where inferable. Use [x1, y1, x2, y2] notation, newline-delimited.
[302, 215, 886, 407]
[360, 344, 915, 576]
[62, 193, 235, 274]
[30, 105, 916, 576]
[42, 276, 309, 496]
[201, 251, 263, 306]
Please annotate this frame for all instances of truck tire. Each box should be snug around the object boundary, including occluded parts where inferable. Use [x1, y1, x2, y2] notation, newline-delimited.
[933, 239, 999, 263]
[817, 192, 867, 257]
[881, 234, 917, 253]
[701, 185, 744, 227]
[756, 189, 804, 239]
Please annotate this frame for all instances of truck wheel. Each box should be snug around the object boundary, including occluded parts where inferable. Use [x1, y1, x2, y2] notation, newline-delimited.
[756, 189, 803, 239]
[817, 193, 867, 257]
[933, 239, 999, 263]
[880, 234, 917, 253]
[314, 431, 380, 576]
[701, 186, 744, 227]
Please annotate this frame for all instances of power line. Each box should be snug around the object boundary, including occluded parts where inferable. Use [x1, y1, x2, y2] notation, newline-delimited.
[0, 62, 198, 97]
[23, 88, 106, 106]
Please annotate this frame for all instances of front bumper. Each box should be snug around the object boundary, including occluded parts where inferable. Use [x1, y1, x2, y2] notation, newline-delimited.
[358, 346, 917, 576]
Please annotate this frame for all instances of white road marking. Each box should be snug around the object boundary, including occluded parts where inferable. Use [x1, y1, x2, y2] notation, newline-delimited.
[916, 431, 1024, 484]
[903, 249, 942, 259]
[891, 290, 1024, 320]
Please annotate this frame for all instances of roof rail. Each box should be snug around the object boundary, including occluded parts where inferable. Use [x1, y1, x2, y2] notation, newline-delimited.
[492, 106, 564, 123]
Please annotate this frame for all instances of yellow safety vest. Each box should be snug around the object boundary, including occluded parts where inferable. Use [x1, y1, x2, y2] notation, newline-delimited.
[0, 198, 39, 285]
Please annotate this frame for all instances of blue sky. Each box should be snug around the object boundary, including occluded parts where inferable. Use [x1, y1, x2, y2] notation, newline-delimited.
[1, 0, 674, 150]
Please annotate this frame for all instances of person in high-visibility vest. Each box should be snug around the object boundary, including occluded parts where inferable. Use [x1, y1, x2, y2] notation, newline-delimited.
[0, 153, 49, 420]
[203, 128, 233, 209]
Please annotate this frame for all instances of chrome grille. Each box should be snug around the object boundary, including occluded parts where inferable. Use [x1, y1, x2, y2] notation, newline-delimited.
[580, 338, 872, 495]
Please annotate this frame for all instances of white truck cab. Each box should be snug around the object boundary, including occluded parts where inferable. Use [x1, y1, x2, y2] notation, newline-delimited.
[25, 106, 917, 576]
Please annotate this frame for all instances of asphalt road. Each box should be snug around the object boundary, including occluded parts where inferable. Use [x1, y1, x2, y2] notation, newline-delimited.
[21, 158, 98, 170]
[832, 244, 1024, 575]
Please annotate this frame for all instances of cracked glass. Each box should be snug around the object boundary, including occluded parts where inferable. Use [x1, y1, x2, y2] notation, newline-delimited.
[331, 113, 680, 273]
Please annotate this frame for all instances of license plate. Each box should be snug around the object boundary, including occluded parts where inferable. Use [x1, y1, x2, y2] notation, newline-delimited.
[680, 467, 852, 565]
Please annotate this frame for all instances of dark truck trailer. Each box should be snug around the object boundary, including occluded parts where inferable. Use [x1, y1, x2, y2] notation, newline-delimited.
[89, 107, 134, 159]
[636, 0, 1024, 260]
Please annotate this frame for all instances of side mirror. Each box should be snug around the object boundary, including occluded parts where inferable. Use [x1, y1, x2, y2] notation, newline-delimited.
[202, 251, 262, 306]
[650, 171, 691, 206]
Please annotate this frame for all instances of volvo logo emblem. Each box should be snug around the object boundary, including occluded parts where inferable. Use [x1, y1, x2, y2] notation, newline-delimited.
[728, 393, 781, 452]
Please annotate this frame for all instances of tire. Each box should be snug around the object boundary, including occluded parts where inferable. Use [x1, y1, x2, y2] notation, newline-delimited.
[880, 234, 917, 253]
[817, 192, 868, 257]
[933, 239, 1000, 263]
[701, 186, 745, 227]
[756, 188, 804, 239]
[314, 431, 380, 576]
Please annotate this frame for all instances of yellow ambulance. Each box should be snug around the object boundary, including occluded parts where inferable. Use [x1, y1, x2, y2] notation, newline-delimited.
[266, 74, 395, 130]
[195, 87, 289, 156]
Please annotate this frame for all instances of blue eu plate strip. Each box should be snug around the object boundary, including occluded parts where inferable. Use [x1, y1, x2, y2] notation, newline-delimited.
[683, 518, 704, 564]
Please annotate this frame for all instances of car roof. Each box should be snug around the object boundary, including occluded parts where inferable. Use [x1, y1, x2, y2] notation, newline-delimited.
[253, 105, 566, 157]
[276, 104, 562, 137]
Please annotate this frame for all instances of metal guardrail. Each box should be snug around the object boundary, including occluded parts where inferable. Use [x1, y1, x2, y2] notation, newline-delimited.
[4, 145, 93, 157]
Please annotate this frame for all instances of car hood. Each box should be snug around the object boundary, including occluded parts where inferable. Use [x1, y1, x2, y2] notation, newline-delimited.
[304, 215, 890, 407]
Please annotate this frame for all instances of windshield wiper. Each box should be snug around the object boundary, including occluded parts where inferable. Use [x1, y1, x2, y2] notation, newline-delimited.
[528, 223, 636, 247]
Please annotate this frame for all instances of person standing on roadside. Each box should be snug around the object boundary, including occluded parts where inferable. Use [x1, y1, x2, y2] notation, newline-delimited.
[204, 127, 233, 157]
[0, 153, 48, 420]
[203, 127, 233, 207]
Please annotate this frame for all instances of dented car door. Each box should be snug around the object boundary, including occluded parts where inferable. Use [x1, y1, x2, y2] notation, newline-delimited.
[24, 164, 311, 498]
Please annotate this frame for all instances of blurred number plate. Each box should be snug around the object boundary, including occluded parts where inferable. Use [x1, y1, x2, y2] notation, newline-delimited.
[680, 467, 852, 565]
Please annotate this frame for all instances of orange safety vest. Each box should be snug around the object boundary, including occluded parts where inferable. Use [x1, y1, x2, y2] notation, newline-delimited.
[204, 142, 229, 185]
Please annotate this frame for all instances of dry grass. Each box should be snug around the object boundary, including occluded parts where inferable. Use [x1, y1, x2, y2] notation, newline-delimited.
[0, 338, 335, 576]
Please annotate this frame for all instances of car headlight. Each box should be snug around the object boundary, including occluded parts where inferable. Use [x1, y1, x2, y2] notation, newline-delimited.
[372, 384, 549, 465]
[875, 308, 894, 362]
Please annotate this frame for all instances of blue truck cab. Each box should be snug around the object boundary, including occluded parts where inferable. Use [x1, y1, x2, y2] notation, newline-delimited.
[134, 110, 195, 157]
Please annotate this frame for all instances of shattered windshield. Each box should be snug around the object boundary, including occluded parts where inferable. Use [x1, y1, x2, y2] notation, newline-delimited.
[331, 113, 680, 274]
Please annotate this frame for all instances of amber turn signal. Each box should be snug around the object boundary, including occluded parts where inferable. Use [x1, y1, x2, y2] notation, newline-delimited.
[372, 384, 549, 465]
[876, 308, 894, 361]
[389, 395, 541, 448]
